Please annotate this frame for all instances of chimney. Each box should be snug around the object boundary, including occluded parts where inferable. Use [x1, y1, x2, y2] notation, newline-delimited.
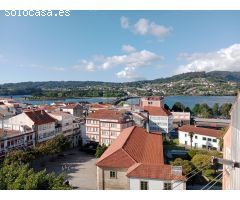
[171, 166, 183, 176]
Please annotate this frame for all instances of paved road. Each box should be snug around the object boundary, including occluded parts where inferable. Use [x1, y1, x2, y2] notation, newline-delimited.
[36, 149, 97, 190]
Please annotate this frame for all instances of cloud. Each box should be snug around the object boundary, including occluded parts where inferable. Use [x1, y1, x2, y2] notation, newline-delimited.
[177, 43, 240, 74]
[120, 17, 172, 40]
[120, 16, 129, 29]
[121, 44, 137, 53]
[74, 46, 163, 80]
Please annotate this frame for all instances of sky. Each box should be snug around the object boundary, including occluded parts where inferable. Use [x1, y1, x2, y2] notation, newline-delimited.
[0, 10, 240, 83]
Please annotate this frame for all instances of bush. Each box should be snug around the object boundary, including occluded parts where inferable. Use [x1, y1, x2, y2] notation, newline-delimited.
[203, 169, 215, 178]
[170, 158, 194, 175]
[95, 144, 108, 158]
[191, 154, 212, 170]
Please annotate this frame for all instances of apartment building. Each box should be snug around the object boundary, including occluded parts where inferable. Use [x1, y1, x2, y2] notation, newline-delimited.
[49, 111, 81, 147]
[84, 109, 134, 145]
[223, 93, 240, 190]
[0, 126, 35, 157]
[7, 109, 56, 143]
[96, 126, 186, 190]
[144, 106, 174, 135]
[178, 125, 221, 150]
[62, 103, 84, 118]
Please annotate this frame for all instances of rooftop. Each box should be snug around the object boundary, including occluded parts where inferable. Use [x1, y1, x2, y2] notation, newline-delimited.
[96, 126, 185, 181]
[24, 110, 56, 125]
[178, 125, 222, 138]
[144, 106, 172, 116]
[87, 109, 132, 123]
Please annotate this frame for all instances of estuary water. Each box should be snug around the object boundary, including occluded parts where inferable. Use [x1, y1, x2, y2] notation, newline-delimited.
[0, 95, 235, 109]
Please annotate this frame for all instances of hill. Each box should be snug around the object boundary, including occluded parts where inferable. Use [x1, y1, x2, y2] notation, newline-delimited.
[0, 71, 240, 97]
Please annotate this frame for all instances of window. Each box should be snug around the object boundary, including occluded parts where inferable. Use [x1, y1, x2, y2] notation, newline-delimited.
[207, 138, 212, 142]
[102, 130, 108, 136]
[110, 123, 117, 128]
[195, 136, 198, 139]
[202, 137, 206, 141]
[140, 181, 148, 190]
[185, 141, 187, 145]
[164, 183, 172, 190]
[213, 139, 217, 143]
[194, 143, 198, 148]
[110, 171, 117, 179]
[185, 134, 187, 137]
[202, 145, 206, 149]
[110, 131, 117, 137]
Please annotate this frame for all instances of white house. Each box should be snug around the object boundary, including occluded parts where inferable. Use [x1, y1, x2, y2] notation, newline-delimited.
[178, 125, 222, 151]
[0, 125, 35, 157]
[7, 109, 56, 143]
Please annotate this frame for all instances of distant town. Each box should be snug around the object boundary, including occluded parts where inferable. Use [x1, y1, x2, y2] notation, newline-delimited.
[0, 92, 239, 190]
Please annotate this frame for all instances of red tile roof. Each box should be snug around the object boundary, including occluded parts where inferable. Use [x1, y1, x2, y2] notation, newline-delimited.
[127, 163, 186, 181]
[24, 110, 56, 125]
[96, 126, 185, 181]
[144, 106, 172, 116]
[87, 109, 131, 123]
[63, 104, 79, 109]
[178, 125, 222, 138]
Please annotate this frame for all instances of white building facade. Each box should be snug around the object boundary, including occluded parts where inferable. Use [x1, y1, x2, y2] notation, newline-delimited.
[178, 125, 221, 150]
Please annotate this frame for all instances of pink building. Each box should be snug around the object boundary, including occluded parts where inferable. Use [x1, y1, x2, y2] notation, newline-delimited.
[223, 92, 240, 190]
[85, 109, 134, 145]
[140, 96, 164, 108]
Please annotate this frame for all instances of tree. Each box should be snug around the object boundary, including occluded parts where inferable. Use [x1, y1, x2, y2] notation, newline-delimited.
[220, 103, 232, 118]
[95, 144, 108, 158]
[170, 158, 194, 175]
[172, 102, 186, 112]
[192, 104, 200, 116]
[0, 160, 71, 190]
[185, 107, 192, 113]
[212, 103, 219, 116]
[191, 154, 212, 170]
[164, 104, 170, 111]
[198, 103, 213, 118]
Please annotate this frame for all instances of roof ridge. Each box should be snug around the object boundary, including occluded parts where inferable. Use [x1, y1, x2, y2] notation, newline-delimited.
[122, 126, 137, 149]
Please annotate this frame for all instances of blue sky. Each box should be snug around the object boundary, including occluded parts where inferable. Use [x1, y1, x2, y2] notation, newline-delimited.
[0, 10, 240, 83]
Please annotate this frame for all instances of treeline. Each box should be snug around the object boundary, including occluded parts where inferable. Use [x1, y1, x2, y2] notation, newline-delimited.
[169, 102, 232, 119]
[31, 89, 128, 99]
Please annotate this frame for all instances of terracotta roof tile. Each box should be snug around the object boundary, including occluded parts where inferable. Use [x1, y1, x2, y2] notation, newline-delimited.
[179, 125, 222, 138]
[144, 106, 172, 116]
[96, 126, 185, 181]
[24, 110, 56, 125]
[87, 109, 131, 123]
[127, 163, 186, 181]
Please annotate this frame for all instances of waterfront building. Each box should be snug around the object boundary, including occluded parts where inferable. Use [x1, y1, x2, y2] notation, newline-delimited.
[139, 96, 164, 108]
